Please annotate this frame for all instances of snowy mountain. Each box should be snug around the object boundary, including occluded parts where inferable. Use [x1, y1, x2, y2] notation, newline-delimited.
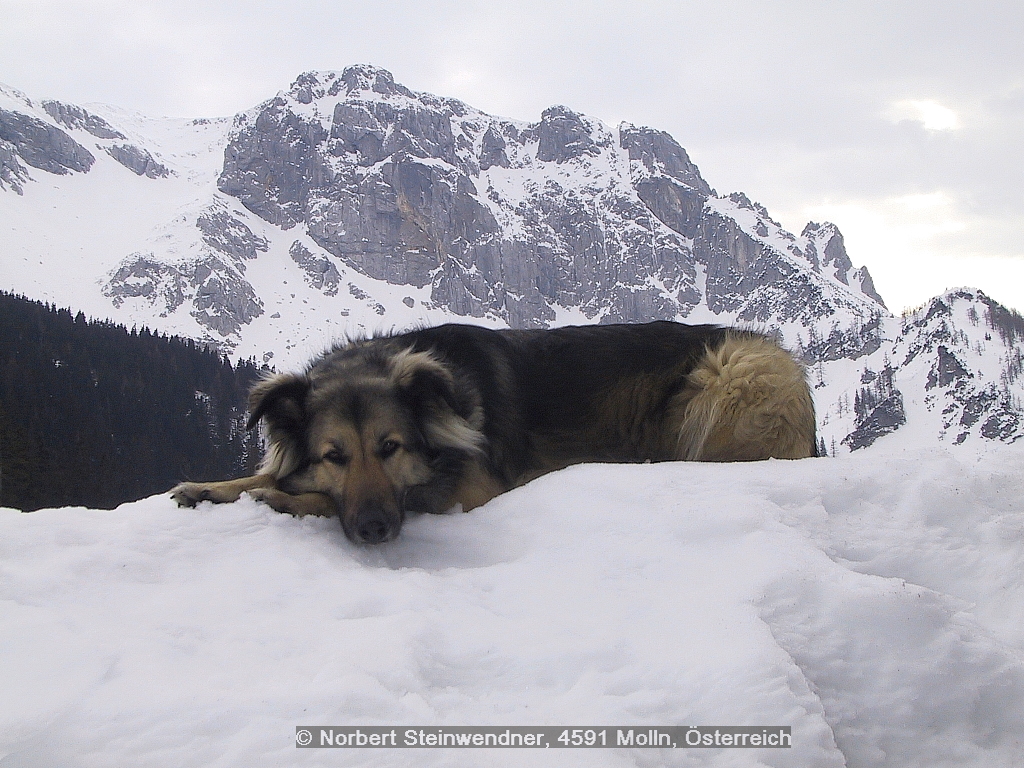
[812, 288, 1024, 453]
[2, 66, 1022, 450]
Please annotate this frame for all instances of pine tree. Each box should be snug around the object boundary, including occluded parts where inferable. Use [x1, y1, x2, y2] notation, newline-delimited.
[0, 291, 263, 510]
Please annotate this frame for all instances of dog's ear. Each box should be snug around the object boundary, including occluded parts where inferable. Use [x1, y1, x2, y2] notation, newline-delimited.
[246, 373, 311, 431]
[389, 349, 459, 411]
[389, 349, 485, 454]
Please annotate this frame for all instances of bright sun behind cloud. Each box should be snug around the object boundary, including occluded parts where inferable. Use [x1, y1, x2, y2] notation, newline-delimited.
[887, 99, 962, 131]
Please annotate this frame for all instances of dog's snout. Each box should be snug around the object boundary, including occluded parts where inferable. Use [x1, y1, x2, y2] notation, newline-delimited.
[358, 518, 388, 544]
[354, 503, 399, 545]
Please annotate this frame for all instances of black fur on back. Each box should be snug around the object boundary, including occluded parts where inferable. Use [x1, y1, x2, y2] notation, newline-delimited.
[350, 321, 738, 483]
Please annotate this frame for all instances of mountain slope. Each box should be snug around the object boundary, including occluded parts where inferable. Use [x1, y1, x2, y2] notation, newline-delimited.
[1, 68, 885, 353]
[2, 67, 1022, 450]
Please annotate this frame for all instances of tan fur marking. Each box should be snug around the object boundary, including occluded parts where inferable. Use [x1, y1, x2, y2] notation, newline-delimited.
[387, 347, 486, 454]
[424, 415, 487, 455]
[343, 448, 397, 519]
[453, 459, 506, 511]
[171, 475, 336, 517]
[673, 334, 815, 461]
[259, 441, 297, 478]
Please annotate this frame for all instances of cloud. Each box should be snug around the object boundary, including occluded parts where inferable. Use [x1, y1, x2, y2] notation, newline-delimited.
[887, 99, 962, 131]
[789, 191, 1024, 314]
[1, 0, 1022, 312]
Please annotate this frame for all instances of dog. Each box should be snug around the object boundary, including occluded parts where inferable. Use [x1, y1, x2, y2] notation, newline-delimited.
[171, 321, 817, 544]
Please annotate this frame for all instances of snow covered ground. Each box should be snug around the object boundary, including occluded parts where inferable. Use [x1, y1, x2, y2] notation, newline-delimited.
[2, 442, 1024, 767]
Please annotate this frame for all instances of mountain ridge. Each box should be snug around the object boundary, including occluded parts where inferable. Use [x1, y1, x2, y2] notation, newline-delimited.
[1, 66, 1021, 450]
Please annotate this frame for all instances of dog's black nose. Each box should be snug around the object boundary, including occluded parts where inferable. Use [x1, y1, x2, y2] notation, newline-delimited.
[358, 518, 389, 544]
[355, 505, 396, 544]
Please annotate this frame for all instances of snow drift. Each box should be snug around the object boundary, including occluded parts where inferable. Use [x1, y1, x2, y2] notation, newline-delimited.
[2, 442, 1023, 767]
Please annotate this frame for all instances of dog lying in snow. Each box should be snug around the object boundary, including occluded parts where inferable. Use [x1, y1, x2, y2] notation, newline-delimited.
[172, 322, 816, 544]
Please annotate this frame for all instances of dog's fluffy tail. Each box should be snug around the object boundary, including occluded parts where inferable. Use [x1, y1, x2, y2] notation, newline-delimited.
[676, 333, 816, 461]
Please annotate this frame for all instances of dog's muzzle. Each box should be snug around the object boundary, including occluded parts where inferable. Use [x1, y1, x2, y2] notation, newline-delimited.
[345, 501, 403, 545]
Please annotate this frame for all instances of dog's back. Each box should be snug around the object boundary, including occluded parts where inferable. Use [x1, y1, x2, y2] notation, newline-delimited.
[402, 321, 816, 482]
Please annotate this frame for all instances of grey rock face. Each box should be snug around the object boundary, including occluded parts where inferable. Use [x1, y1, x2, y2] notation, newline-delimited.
[979, 402, 1021, 440]
[41, 100, 125, 140]
[105, 204, 267, 339]
[882, 289, 1023, 447]
[531, 106, 603, 163]
[950, 381, 1022, 444]
[799, 314, 884, 363]
[105, 255, 188, 313]
[689, 204, 862, 328]
[303, 158, 494, 291]
[340, 65, 415, 99]
[290, 241, 341, 295]
[854, 268, 884, 309]
[803, 222, 852, 283]
[105, 143, 171, 178]
[0, 140, 29, 193]
[803, 222, 887, 308]
[190, 258, 264, 336]
[926, 345, 971, 389]
[105, 252, 263, 338]
[479, 124, 509, 170]
[219, 96, 330, 229]
[623, 124, 710, 241]
[620, 124, 712, 196]
[196, 207, 269, 261]
[842, 364, 906, 450]
[0, 108, 94, 175]
[212, 66, 883, 332]
[843, 392, 907, 450]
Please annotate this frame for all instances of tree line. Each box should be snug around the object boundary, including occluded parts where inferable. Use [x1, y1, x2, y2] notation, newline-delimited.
[0, 291, 264, 511]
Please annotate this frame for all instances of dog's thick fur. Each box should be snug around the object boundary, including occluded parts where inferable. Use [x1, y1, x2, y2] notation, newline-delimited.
[172, 322, 816, 544]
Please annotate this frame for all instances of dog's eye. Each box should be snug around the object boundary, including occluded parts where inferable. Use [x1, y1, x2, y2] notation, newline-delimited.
[323, 449, 349, 465]
[379, 439, 401, 459]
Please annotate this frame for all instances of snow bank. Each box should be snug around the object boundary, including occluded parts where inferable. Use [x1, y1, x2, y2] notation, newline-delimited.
[2, 445, 1023, 767]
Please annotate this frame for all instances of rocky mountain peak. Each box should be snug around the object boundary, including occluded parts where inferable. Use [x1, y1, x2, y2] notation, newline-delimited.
[532, 105, 604, 163]
[802, 221, 851, 273]
[338, 64, 411, 98]
[817, 287, 1024, 452]
[801, 221, 886, 308]
[619, 123, 712, 196]
[97, 66, 890, 339]
[287, 66, 417, 106]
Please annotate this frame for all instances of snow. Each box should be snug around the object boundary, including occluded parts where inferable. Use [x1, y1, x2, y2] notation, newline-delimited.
[3, 443, 1023, 767]
[0, 99, 231, 326]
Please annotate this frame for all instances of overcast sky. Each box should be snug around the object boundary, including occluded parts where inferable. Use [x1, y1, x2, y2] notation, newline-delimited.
[4, 0, 1023, 313]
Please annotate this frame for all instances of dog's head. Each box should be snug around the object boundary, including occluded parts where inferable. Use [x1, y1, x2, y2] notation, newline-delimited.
[248, 346, 485, 544]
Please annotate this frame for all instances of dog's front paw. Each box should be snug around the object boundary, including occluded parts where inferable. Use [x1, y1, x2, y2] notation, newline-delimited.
[170, 481, 242, 507]
[170, 475, 278, 508]
[171, 482, 214, 507]
[246, 487, 337, 518]
[245, 487, 294, 513]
